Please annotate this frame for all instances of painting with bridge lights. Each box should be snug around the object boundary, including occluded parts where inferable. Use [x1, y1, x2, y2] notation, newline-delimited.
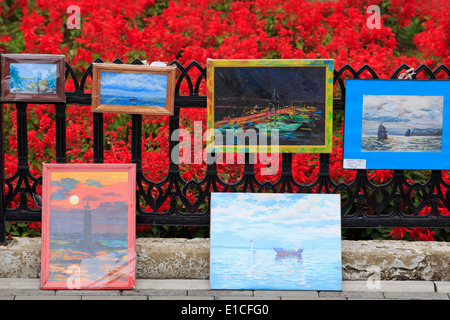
[206, 59, 335, 153]
[40, 163, 136, 289]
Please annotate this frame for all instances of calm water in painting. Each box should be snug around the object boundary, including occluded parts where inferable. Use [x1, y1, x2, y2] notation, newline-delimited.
[210, 247, 341, 290]
[48, 236, 129, 284]
[361, 135, 442, 152]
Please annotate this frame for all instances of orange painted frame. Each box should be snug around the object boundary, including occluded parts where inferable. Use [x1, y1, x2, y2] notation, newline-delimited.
[40, 163, 136, 289]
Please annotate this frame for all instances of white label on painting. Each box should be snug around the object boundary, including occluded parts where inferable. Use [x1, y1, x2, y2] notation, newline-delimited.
[344, 159, 366, 169]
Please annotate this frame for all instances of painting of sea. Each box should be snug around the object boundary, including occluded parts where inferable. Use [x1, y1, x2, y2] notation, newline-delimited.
[91, 63, 176, 115]
[99, 72, 167, 107]
[343, 79, 450, 170]
[9, 63, 57, 94]
[41, 164, 136, 289]
[210, 193, 342, 290]
[361, 95, 443, 153]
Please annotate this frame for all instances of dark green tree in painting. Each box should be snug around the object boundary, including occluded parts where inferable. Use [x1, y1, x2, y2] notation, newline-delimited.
[9, 65, 23, 89]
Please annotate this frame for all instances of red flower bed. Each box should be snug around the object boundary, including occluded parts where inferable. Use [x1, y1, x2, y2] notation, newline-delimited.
[1, 0, 449, 240]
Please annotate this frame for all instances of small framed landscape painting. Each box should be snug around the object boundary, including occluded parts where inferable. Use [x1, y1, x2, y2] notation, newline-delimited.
[343, 79, 450, 170]
[210, 193, 342, 291]
[92, 63, 176, 115]
[41, 163, 136, 289]
[0, 54, 66, 103]
[206, 59, 335, 153]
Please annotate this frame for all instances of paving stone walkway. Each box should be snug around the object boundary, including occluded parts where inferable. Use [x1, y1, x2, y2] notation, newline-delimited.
[0, 279, 449, 300]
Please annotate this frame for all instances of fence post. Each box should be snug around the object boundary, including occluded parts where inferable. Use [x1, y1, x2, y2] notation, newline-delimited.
[0, 101, 5, 245]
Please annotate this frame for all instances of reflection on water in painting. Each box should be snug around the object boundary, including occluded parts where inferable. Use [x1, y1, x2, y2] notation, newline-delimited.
[48, 236, 130, 285]
[210, 247, 341, 290]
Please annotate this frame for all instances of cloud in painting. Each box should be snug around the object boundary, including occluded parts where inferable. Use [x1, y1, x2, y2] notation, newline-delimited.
[100, 192, 122, 197]
[82, 194, 102, 202]
[210, 193, 341, 249]
[50, 188, 67, 200]
[84, 179, 105, 187]
[51, 178, 79, 199]
[100, 72, 167, 99]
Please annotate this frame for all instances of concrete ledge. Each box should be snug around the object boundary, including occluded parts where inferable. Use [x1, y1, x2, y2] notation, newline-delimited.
[1, 238, 449, 281]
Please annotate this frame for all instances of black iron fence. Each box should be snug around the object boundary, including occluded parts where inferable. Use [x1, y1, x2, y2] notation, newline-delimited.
[1, 59, 450, 244]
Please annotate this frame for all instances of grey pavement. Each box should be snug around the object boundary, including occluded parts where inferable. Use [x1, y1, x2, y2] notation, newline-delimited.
[0, 279, 449, 300]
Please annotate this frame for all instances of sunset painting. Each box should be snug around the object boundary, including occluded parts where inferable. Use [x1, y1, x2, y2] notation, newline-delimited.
[41, 164, 136, 289]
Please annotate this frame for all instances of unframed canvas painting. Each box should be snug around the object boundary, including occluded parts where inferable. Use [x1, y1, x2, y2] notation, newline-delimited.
[210, 193, 342, 291]
[41, 164, 136, 289]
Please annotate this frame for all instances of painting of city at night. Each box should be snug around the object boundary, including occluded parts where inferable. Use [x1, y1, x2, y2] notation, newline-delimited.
[40, 164, 136, 289]
[206, 59, 335, 153]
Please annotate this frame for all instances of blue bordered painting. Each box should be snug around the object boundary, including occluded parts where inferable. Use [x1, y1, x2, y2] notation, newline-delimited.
[343, 80, 450, 170]
[210, 193, 342, 291]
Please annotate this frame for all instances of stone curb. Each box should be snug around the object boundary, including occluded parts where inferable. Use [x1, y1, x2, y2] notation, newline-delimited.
[1, 238, 450, 281]
[0, 280, 449, 300]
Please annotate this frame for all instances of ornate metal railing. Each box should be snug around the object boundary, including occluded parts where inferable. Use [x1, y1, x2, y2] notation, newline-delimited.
[1, 59, 450, 244]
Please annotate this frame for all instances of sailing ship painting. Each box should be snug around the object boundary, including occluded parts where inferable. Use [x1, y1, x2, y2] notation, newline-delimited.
[210, 193, 342, 290]
[378, 123, 388, 140]
[361, 95, 444, 152]
[208, 60, 334, 153]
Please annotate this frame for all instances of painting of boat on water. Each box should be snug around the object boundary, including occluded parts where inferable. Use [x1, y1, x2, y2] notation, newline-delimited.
[99, 72, 167, 107]
[206, 59, 334, 153]
[361, 95, 444, 153]
[41, 164, 136, 289]
[210, 193, 342, 290]
[91, 63, 176, 115]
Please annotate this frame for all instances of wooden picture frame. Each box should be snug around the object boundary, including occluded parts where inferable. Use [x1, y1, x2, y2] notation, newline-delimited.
[41, 163, 136, 289]
[206, 59, 335, 154]
[92, 63, 176, 115]
[0, 53, 66, 103]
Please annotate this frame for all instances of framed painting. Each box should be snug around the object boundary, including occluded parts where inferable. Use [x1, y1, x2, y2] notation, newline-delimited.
[343, 79, 450, 170]
[91, 63, 176, 115]
[206, 59, 335, 153]
[41, 163, 136, 289]
[210, 193, 342, 291]
[0, 53, 66, 103]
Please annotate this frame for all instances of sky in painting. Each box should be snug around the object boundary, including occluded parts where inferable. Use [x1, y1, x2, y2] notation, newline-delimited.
[100, 71, 167, 98]
[11, 63, 56, 79]
[49, 171, 129, 235]
[210, 193, 341, 250]
[362, 95, 444, 135]
[214, 66, 326, 107]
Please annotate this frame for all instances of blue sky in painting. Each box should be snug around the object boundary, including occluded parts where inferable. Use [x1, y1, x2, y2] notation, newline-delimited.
[210, 193, 341, 250]
[11, 63, 56, 79]
[100, 71, 167, 98]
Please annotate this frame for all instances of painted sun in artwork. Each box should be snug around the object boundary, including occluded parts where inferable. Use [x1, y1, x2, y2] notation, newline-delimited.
[69, 195, 79, 205]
